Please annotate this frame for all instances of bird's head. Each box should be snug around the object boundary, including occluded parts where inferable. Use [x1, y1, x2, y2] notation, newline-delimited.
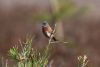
[42, 21, 49, 27]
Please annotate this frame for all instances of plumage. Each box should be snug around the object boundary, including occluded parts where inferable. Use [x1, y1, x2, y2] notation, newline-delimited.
[42, 21, 57, 41]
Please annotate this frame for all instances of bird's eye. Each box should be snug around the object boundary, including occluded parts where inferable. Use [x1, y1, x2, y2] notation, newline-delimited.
[43, 23, 46, 25]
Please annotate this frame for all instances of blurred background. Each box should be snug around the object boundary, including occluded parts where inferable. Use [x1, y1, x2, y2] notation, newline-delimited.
[0, 0, 100, 67]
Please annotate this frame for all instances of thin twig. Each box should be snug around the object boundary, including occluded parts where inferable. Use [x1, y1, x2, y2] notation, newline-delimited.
[46, 23, 57, 67]
[47, 60, 54, 67]
[5, 59, 8, 67]
[50, 41, 69, 44]
[48, 24, 56, 45]
[1, 57, 4, 67]
[48, 23, 68, 44]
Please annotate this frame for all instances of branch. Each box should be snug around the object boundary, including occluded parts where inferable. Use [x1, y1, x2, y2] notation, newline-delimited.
[48, 24, 56, 45]
[48, 23, 69, 44]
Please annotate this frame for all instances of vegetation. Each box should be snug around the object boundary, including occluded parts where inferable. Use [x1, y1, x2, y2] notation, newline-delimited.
[8, 37, 50, 67]
[1, 41, 89, 67]
[0, 0, 90, 67]
[1, 23, 89, 67]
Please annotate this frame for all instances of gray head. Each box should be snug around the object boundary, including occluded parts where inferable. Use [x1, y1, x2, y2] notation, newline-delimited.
[42, 21, 49, 27]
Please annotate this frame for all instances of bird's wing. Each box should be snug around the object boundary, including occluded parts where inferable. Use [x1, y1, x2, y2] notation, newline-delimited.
[47, 26, 53, 33]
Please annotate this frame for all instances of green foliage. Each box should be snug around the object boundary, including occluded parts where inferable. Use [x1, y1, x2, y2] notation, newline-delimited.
[8, 37, 50, 67]
[8, 38, 89, 67]
[33, 0, 88, 22]
[9, 46, 19, 61]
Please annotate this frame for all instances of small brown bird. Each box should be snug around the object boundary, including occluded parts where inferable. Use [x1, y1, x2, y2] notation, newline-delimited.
[42, 21, 57, 41]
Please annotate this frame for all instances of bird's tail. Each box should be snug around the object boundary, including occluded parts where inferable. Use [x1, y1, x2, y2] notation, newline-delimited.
[52, 37, 58, 41]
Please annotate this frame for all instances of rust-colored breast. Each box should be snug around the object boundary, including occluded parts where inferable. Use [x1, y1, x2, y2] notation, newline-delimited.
[42, 26, 53, 37]
[43, 26, 52, 33]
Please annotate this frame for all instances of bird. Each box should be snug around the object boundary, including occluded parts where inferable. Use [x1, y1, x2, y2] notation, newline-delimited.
[42, 21, 57, 41]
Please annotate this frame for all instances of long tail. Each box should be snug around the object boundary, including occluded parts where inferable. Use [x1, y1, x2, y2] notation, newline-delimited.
[52, 37, 58, 41]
